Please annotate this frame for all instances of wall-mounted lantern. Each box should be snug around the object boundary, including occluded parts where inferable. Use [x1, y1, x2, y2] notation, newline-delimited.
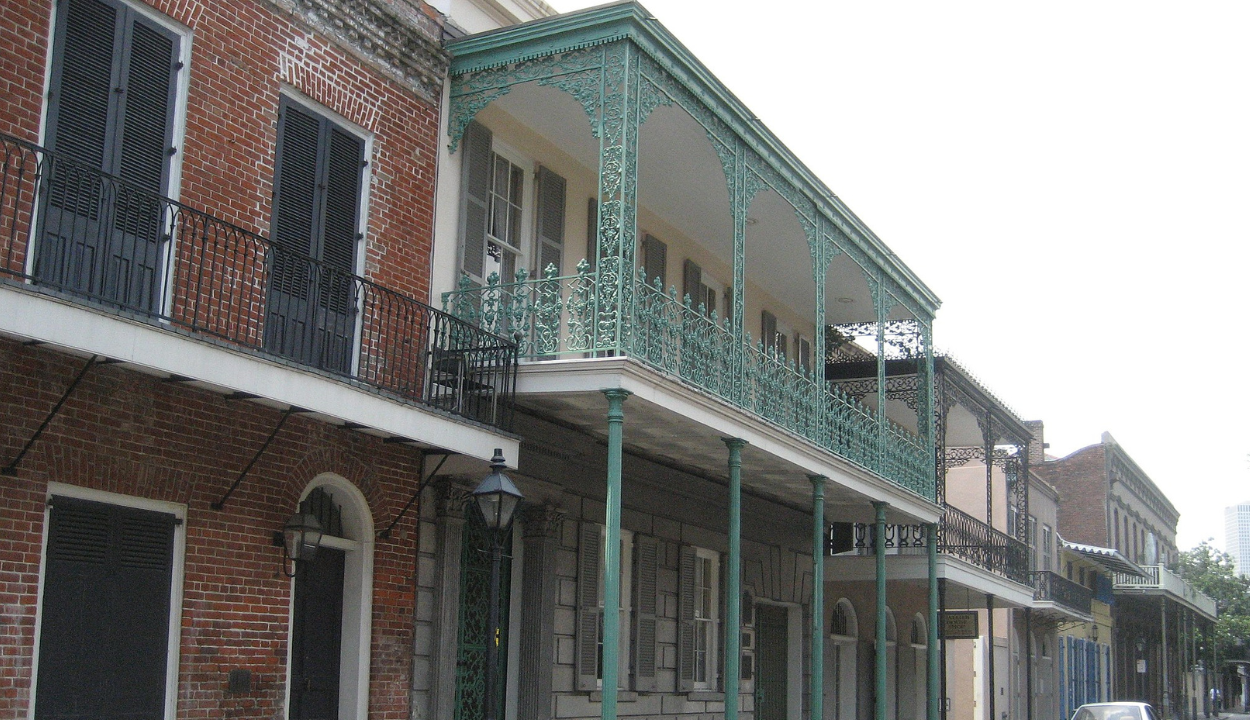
[276, 511, 324, 578]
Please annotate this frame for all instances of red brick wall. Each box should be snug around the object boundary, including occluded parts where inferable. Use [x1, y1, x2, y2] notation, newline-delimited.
[0, 339, 424, 719]
[1033, 444, 1109, 548]
[0, 0, 442, 303]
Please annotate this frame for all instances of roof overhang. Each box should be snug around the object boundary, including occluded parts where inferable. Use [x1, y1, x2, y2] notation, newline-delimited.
[1064, 540, 1146, 577]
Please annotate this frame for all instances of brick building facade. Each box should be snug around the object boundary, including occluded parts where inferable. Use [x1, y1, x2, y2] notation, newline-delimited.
[0, 1, 519, 719]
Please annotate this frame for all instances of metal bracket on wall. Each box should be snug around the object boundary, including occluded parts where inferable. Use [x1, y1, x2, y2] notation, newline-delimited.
[378, 450, 455, 539]
[211, 405, 308, 510]
[2, 354, 98, 476]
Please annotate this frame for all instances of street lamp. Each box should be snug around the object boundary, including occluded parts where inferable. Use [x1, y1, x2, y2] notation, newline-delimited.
[277, 511, 324, 577]
[471, 449, 523, 720]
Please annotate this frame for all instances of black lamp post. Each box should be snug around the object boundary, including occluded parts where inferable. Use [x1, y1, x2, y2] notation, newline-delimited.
[471, 449, 523, 720]
[278, 511, 324, 577]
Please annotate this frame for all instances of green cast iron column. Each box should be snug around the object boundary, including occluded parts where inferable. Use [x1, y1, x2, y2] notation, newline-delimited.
[874, 501, 888, 720]
[810, 476, 828, 720]
[601, 388, 630, 720]
[723, 438, 747, 720]
[927, 522, 940, 720]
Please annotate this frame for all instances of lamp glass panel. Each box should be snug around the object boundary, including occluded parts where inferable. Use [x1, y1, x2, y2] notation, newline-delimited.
[477, 493, 503, 530]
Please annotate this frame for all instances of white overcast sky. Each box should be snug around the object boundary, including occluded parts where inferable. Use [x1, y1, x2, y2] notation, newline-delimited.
[547, 0, 1250, 551]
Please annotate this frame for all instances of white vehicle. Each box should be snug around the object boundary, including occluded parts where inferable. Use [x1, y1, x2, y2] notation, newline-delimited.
[1070, 702, 1159, 720]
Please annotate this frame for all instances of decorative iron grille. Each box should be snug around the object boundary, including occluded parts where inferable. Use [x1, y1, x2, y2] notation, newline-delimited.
[0, 133, 516, 430]
[444, 266, 934, 499]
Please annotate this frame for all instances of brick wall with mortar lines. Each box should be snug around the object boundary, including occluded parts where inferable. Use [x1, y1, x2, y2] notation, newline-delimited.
[0, 0, 445, 305]
[0, 339, 427, 719]
[1033, 444, 1109, 548]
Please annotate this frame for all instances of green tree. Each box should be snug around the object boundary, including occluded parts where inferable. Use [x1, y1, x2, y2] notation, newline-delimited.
[1175, 540, 1250, 661]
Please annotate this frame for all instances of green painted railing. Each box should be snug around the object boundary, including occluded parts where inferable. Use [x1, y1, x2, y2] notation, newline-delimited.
[444, 263, 934, 499]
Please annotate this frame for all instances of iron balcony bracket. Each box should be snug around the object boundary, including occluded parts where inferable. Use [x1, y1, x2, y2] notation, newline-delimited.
[378, 450, 455, 539]
[2, 354, 98, 476]
[211, 405, 308, 510]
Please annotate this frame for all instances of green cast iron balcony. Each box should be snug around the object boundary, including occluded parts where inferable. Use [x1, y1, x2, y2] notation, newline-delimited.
[444, 264, 934, 499]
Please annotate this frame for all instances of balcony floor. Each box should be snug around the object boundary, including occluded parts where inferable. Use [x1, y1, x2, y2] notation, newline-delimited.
[0, 283, 517, 465]
[823, 553, 1035, 609]
[515, 356, 941, 524]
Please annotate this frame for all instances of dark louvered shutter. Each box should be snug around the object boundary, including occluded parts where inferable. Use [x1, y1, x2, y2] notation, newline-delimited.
[317, 126, 363, 370]
[682, 259, 701, 307]
[267, 101, 363, 372]
[575, 522, 602, 691]
[642, 234, 666, 289]
[116, 18, 178, 194]
[272, 102, 320, 278]
[632, 534, 660, 691]
[761, 310, 778, 353]
[39, 0, 178, 312]
[459, 120, 492, 280]
[46, 0, 118, 173]
[677, 544, 697, 692]
[37, 497, 176, 720]
[535, 166, 565, 276]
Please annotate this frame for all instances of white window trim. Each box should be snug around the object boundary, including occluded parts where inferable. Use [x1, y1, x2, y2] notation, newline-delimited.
[484, 136, 535, 282]
[284, 473, 374, 720]
[692, 545, 719, 690]
[596, 526, 632, 690]
[30, 483, 188, 720]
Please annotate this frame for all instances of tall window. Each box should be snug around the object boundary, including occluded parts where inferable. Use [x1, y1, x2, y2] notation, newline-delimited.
[693, 548, 719, 689]
[264, 97, 366, 373]
[37, 0, 183, 310]
[1041, 524, 1052, 572]
[1028, 516, 1038, 571]
[594, 527, 632, 688]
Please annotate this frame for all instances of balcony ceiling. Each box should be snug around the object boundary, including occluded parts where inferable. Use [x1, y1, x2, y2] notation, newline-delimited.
[514, 358, 942, 525]
[490, 84, 878, 326]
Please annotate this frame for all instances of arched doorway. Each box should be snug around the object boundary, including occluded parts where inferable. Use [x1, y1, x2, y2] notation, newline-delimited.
[911, 615, 928, 720]
[288, 475, 374, 720]
[827, 598, 858, 720]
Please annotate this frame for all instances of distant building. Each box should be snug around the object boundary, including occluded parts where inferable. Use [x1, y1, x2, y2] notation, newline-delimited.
[1228, 501, 1250, 577]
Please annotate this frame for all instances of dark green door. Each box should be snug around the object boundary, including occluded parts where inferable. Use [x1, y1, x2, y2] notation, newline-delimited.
[291, 547, 345, 720]
[454, 511, 512, 720]
[756, 604, 788, 720]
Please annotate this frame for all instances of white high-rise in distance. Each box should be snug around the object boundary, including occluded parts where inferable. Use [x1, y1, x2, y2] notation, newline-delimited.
[1227, 501, 1250, 577]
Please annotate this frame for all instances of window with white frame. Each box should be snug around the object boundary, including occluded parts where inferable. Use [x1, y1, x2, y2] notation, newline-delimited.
[1028, 515, 1038, 571]
[595, 527, 632, 688]
[1042, 524, 1053, 572]
[693, 547, 719, 689]
[457, 121, 557, 286]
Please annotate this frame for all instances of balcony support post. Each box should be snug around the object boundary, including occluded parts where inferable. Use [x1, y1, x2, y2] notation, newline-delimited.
[939, 578, 948, 720]
[723, 437, 747, 720]
[600, 388, 631, 720]
[591, 43, 640, 354]
[874, 501, 888, 720]
[987, 593, 996, 720]
[810, 475, 828, 720]
[1025, 608, 1034, 720]
[927, 522, 940, 720]
[982, 409, 994, 527]
[730, 147, 746, 403]
[1162, 598, 1171, 718]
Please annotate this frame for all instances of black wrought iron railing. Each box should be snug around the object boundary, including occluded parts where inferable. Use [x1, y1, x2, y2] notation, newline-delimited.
[831, 506, 1030, 587]
[0, 133, 516, 430]
[1030, 570, 1093, 616]
[938, 505, 1030, 586]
